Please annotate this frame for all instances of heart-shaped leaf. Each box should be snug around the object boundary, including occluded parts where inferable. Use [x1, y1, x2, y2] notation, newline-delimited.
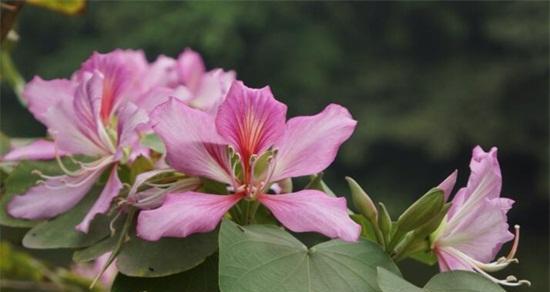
[112, 255, 219, 292]
[219, 220, 400, 292]
[22, 187, 110, 249]
[116, 231, 218, 277]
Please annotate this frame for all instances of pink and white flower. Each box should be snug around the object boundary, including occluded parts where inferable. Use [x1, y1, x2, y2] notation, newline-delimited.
[7, 50, 150, 233]
[432, 146, 530, 287]
[136, 81, 361, 242]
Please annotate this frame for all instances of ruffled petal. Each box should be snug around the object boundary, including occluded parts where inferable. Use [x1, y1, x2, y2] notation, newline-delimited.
[270, 104, 356, 181]
[24, 76, 76, 124]
[136, 192, 241, 241]
[215, 81, 287, 160]
[151, 97, 233, 183]
[7, 164, 108, 220]
[3, 140, 63, 161]
[258, 190, 360, 242]
[76, 166, 122, 233]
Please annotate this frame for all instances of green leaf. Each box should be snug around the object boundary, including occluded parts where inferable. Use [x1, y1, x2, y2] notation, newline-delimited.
[116, 231, 218, 277]
[0, 132, 10, 156]
[377, 268, 423, 292]
[73, 233, 118, 263]
[112, 255, 219, 292]
[22, 187, 110, 249]
[409, 250, 438, 266]
[0, 160, 69, 228]
[219, 220, 400, 292]
[141, 133, 165, 154]
[377, 268, 506, 292]
[423, 271, 506, 292]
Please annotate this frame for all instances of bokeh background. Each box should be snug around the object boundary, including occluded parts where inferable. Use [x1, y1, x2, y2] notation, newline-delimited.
[1, 1, 548, 291]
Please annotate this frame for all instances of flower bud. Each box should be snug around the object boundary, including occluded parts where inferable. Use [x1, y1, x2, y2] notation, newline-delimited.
[346, 177, 378, 223]
[396, 188, 445, 233]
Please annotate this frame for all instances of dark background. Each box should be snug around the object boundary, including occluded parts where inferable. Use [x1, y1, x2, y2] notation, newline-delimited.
[1, 2, 548, 291]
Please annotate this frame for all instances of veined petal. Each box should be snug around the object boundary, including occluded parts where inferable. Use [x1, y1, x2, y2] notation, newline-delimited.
[7, 163, 108, 220]
[436, 248, 474, 272]
[76, 166, 123, 233]
[44, 100, 108, 156]
[270, 104, 356, 181]
[177, 48, 206, 92]
[437, 198, 514, 263]
[3, 140, 64, 161]
[215, 81, 287, 160]
[115, 102, 149, 161]
[258, 190, 360, 242]
[24, 77, 76, 124]
[447, 146, 502, 220]
[189, 69, 236, 113]
[152, 97, 233, 184]
[136, 192, 241, 241]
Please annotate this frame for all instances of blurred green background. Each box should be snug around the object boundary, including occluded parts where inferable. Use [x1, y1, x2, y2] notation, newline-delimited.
[1, 1, 548, 291]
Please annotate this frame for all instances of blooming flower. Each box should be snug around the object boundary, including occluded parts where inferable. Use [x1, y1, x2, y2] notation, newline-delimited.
[7, 50, 150, 233]
[432, 146, 530, 287]
[137, 81, 361, 242]
[135, 48, 235, 114]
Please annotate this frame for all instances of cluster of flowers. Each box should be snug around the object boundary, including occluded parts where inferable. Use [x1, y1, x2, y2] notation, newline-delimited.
[3, 49, 528, 287]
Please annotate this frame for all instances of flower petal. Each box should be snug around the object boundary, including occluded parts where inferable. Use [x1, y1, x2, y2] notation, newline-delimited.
[7, 164, 107, 220]
[177, 48, 206, 92]
[115, 102, 150, 161]
[188, 69, 236, 113]
[136, 192, 241, 241]
[215, 81, 287, 160]
[437, 170, 458, 201]
[3, 140, 64, 161]
[270, 104, 356, 181]
[436, 248, 474, 272]
[76, 166, 123, 233]
[24, 77, 76, 124]
[151, 97, 233, 184]
[259, 190, 360, 242]
[447, 146, 502, 220]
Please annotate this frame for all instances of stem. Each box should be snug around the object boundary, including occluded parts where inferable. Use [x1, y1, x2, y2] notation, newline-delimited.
[248, 201, 260, 224]
[243, 201, 251, 225]
[0, 50, 25, 106]
[90, 208, 136, 289]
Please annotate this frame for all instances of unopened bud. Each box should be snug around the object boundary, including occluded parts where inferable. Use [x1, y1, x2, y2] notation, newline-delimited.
[346, 177, 378, 223]
[397, 188, 445, 232]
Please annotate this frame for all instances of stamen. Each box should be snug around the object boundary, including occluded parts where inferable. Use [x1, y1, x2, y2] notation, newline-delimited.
[506, 225, 520, 260]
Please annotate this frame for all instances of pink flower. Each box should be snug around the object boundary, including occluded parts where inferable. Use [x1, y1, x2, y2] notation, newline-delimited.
[136, 81, 361, 242]
[432, 146, 530, 287]
[72, 252, 117, 288]
[136, 48, 235, 113]
[7, 50, 150, 233]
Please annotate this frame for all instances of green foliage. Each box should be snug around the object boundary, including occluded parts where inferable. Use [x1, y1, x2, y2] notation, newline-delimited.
[22, 187, 111, 249]
[116, 231, 218, 277]
[219, 220, 400, 292]
[377, 268, 505, 292]
[111, 256, 219, 292]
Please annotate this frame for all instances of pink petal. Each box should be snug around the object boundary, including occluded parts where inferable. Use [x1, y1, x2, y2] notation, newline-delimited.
[76, 166, 123, 233]
[151, 98, 233, 183]
[438, 198, 514, 263]
[437, 170, 458, 201]
[7, 165, 107, 220]
[44, 100, 108, 156]
[177, 48, 206, 92]
[447, 146, 502, 220]
[24, 77, 77, 125]
[215, 81, 287, 160]
[258, 190, 361, 242]
[115, 102, 149, 161]
[270, 104, 356, 181]
[436, 248, 474, 272]
[188, 69, 236, 113]
[136, 192, 241, 241]
[3, 140, 64, 161]
[144, 55, 178, 89]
